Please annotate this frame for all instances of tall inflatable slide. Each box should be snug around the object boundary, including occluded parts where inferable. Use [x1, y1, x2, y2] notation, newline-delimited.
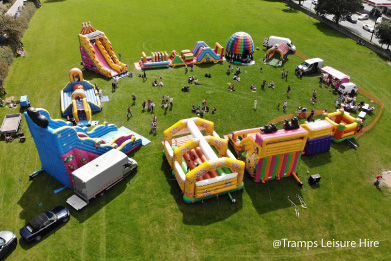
[79, 22, 127, 78]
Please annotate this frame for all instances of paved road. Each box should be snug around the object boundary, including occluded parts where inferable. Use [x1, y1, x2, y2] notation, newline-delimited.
[5, 0, 25, 17]
[296, 0, 385, 46]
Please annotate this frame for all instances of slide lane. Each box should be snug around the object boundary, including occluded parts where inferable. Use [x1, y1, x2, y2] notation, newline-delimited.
[92, 44, 119, 77]
[183, 147, 219, 181]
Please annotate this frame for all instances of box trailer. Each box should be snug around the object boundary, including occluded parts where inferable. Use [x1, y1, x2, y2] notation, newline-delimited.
[66, 149, 137, 210]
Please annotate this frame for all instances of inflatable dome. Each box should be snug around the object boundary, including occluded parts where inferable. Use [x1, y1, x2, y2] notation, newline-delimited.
[225, 32, 254, 64]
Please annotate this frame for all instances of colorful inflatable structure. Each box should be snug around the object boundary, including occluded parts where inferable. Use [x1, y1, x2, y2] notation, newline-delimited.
[139, 51, 170, 70]
[25, 108, 142, 188]
[228, 120, 307, 185]
[225, 32, 254, 65]
[163, 118, 245, 203]
[227, 111, 362, 185]
[301, 120, 334, 156]
[138, 41, 224, 69]
[79, 22, 127, 78]
[264, 43, 290, 67]
[61, 68, 101, 127]
[322, 109, 361, 143]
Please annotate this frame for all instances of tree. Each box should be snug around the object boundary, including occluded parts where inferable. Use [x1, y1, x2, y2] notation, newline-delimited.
[315, 0, 363, 24]
[0, 15, 24, 45]
[375, 21, 391, 49]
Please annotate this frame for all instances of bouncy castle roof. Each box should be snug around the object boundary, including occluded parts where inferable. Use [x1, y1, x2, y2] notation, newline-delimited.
[226, 32, 254, 55]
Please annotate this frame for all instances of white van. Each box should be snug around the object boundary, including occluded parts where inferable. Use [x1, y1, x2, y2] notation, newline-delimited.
[263, 36, 296, 53]
[297, 58, 324, 74]
[338, 82, 358, 95]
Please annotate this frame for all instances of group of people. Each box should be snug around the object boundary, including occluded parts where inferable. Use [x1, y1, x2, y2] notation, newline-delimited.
[160, 94, 174, 110]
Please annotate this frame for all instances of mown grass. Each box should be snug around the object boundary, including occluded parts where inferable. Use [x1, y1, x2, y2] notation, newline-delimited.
[1, 0, 391, 260]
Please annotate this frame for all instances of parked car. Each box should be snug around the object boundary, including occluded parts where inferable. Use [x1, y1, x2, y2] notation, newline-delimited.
[358, 14, 369, 20]
[346, 15, 357, 23]
[363, 24, 375, 33]
[19, 206, 70, 242]
[0, 231, 17, 259]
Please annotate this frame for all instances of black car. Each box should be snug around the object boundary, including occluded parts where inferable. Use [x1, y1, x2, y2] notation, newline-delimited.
[0, 231, 17, 259]
[19, 206, 70, 242]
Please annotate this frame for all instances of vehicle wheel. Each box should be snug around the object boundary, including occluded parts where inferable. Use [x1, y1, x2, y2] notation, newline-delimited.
[35, 235, 42, 242]
[62, 216, 70, 223]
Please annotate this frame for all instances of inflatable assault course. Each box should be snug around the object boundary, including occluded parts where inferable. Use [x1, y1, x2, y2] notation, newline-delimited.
[163, 118, 245, 203]
[227, 111, 360, 185]
[139, 41, 224, 70]
[25, 108, 142, 188]
[79, 22, 127, 78]
[60, 68, 101, 126]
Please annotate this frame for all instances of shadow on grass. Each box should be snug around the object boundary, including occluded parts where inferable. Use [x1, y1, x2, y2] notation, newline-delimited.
[18, 154, 139, 225]
[161, 159, 243, 225]
[330, 139, 359, 154]
[282, 8, 299, 14]
[244, 174, 304, 215]
[301, 152, 332, 168]
[82, 70, 112, 83]
[314, 23, 348, 38]
[44, 0, 66, 3]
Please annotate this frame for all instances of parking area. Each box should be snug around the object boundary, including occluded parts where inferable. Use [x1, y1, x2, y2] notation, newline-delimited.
[296, 1, 391, 46]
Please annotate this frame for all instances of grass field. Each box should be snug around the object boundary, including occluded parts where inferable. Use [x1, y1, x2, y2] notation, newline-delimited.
[1, 0, 391, 259]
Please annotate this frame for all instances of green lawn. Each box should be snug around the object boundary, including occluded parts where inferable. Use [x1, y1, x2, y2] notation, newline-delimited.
[1, 0, 391, 259]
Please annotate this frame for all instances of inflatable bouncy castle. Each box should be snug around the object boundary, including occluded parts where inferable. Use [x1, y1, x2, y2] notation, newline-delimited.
[225, 32, 254, 65]
[163, 118, 245, 203]
[60, 68, 101, 126]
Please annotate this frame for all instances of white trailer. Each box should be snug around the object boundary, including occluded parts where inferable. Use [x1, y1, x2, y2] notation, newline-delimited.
[66, 149, 137, 210]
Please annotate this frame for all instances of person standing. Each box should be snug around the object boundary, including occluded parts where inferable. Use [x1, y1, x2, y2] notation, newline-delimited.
[142, 100, 146, 111]
[287, 85, 291, 98]
[254, 98, 258, 111]
[283, 100, 287, 112]
[132, 94, 136, 104]
[281, 69, 285, 79]
[191, 62, 194, 72]
[127, 106, 133, 119]
[143, 70, 147, 81]
[112, 81, 116, 92]
[170, 97, 173, 108]
[260, 67, 263, 73]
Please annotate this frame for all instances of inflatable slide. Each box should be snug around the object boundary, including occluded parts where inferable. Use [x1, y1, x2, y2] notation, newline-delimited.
[61, 68, 101, 126]
[79, 22, 127, 78]
[25, 108, 142, 188]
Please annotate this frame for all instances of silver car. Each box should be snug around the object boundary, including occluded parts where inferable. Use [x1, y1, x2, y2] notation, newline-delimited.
[0, 231, 17, 259]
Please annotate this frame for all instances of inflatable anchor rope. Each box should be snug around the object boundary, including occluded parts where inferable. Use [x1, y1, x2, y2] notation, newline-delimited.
[288, 196, 299, 218]
[296, 194, 307, 209]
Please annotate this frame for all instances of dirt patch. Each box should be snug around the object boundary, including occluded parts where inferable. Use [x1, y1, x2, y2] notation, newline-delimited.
[4, 96, 15, 103]
[380, 170, 391, 187]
